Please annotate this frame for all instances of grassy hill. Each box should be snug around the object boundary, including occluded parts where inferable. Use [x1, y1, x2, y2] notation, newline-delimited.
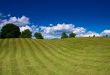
[0, 38, 110, 75]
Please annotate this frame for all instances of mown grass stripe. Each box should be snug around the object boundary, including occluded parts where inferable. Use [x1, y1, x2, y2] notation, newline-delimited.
[50, 40, 99, 61]
[48, 40, 84, 59]
[41, 40, 101, 73]
[50, 40, 100, 66]
[49, 39, 110, 73]
[0, 39, 11, 63]
[0, 39, 4, 47]
[0, 39, 6, 59]
[33, 40, 82, 74]
[2, 39, 13, 75]
[39, 40, 76, 63]
[50, 40, 109, 66]
[37, 39, 96, 72]
[20, 38, 38, 75]
[39, 40, 79, 64]
[30, 39, 68, 74]
[16, 38, 35, 75]
[32, 39, 61, 64]
[0, 39, 9, 75]
[0, 38, 110, 75]
[15, 38, 30, 75]
[25, 38, 57, 75]
[8, 39, 21, 75]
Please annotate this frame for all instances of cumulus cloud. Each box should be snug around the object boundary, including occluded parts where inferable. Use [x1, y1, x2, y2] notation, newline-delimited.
[18, 16, 29, 25]
[20, 25, 32, 32]
[73, 27, 86, 34]
[8, 16, 29, 26]
[40, 23, 74, 34]
[0, 16, 31, 32]
[0, 16, 29, 27]
[0, 14, 109, 38]
[101, 30, 110, 35]
[77, 31, 100, 37]
[40, 23, 88, 38]
[40, 23, 103, 38]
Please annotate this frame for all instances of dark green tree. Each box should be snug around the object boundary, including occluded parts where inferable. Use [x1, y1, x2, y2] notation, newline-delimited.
[105, 35, 108, 38]
[69, 32, 76, 38]
[61, 32, 68, 39]
[34, 32, 43, 39]
[93, 35, 95, 37]
[1, 23, 21, 38]
[0, 28, 1, 38]
[0, 32, 1, 38]
[21, 29, 32, 38]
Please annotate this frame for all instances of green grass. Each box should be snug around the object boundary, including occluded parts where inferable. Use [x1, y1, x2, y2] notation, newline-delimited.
[0, 37, 110, 75]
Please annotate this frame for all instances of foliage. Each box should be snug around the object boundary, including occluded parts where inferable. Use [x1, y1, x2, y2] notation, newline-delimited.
[105, 35, 109, 37]
[69, 32, 76, 38]
[1, 23, 21, 38]
[21, 29, 32, 38]
[0, 32, 1, 38]
[34, 32, 43, 39]
[61, 32, 68, 39]
[93, 35, 95, 37]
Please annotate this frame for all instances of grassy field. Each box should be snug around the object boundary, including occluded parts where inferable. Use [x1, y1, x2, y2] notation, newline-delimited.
[0, 38, 110, 75]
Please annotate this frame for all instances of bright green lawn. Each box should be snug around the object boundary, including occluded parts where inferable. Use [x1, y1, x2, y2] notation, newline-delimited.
[0, 38, 110, 75]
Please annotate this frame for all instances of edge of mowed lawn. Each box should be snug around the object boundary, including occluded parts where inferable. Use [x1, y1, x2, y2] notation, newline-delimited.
[0, 37, 110, 75]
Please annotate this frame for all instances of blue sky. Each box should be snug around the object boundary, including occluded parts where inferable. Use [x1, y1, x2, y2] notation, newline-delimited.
[0, 0, 110, 38]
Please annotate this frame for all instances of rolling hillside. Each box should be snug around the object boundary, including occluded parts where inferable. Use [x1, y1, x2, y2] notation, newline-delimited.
[0, 38, 110, 75]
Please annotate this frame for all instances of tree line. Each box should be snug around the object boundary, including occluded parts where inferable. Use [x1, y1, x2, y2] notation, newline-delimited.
[0, 23, 76, 39]
[0, 23, 109, 39]
[0, 23, 44, 39]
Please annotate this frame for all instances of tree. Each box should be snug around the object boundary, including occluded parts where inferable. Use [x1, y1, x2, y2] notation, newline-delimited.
[1, 23, 21, 38]
[93, 35, 95, 37]
[61, 32, 68, 39]
[0, 32, 1, 38]
[69, 32, 76, 38]
[105, 35, 108, 38]
[0, 27, 1, 38]
[34, 32, 43, 39]
[21, 29, 32, 38]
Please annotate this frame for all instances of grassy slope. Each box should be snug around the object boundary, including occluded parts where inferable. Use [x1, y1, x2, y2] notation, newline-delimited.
[0, 38, 110, 75]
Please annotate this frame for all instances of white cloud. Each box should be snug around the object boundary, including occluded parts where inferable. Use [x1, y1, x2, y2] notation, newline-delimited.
[73, 27, 86, 34]
[0, 19, 8, 27]
[0, 16, 30, 27]
[40, 23, 103, 38]
[18, 16, 29, 25]
[77, 31, 100, 37]
[40, 23, 87, 38]
[0, 15, 109, 38]
[8, 16, 29, 26]
[101, 30, 110, 35]
[40, 23, 74, 34]
[0, 16, 30, 32]
[20, 25, 32, 32]
[9, 17, 18, 23]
